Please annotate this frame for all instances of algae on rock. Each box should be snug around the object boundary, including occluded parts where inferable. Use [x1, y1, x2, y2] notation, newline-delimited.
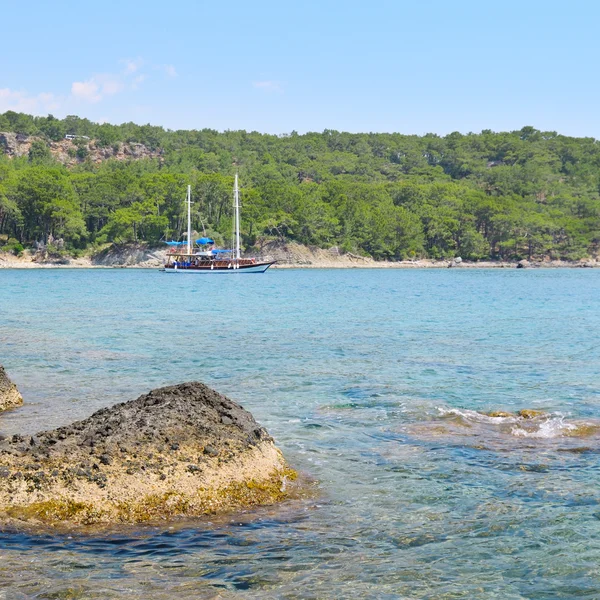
[0, 382, 296, 525]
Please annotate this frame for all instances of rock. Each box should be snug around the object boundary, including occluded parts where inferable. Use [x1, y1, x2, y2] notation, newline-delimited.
[517, 409, 545, 419]
[564, 423, 600, 437]
[448, 257, 462, 268]
[516, 260, 529, 269]
[1, 132, 161, 167]
[0, 382, 295, 525]
[0, 133, 22, 156]
[0, 365, 23, 412]
[487, 411, 513, 418]
[91, 242, 167, 268]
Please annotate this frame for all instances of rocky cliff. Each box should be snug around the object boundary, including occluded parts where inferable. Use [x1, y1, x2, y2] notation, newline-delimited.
[0, 132, 161, 166]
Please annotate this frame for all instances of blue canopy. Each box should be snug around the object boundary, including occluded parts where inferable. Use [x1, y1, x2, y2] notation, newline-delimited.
[196, 237, 215, 245]
[211, 249, 232, 254]
[164, 241, 187, 246]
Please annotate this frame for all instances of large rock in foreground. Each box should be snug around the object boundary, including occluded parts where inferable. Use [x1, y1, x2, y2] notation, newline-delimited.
[0, 365, 23, 412]
[0, 382, 295, 525]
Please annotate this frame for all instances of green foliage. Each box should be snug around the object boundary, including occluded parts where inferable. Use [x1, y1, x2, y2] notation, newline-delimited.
[76, 146, 89, 160]
[1, 112, 600, 261]
[28, 140, 53, 164]
[2, 237, 24, 255]
[7, 167, 86, 245]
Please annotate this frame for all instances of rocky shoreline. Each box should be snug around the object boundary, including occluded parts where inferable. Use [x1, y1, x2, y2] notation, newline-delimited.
[1, 243, 598, 270]
[0, 379, 296, 526]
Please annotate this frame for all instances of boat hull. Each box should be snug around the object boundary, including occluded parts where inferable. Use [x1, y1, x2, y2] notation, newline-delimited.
[164, 261, 275, 274]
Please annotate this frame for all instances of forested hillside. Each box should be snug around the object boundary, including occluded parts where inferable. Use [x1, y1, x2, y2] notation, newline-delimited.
[1, 111, 599, 261]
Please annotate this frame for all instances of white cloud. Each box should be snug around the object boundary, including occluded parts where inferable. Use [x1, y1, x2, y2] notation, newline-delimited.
[121, 57, 144, 75]
[71, 79, 102, 103]
[164, 64, 177, 78]
[253, 80, 283, 93]
[1, 58, 179, 117]
[131, 74, 147, 90]
[71, 60, 179, 103]
[38, 92, 60, 110]
[0, 88, 61, 114]
[71, 74, 125, 103]
[153, 64, 178, 78]
[98, 75, 123, 96]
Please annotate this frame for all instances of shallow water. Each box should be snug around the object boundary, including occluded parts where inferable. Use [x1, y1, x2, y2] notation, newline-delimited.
[1, 268, 600, 599]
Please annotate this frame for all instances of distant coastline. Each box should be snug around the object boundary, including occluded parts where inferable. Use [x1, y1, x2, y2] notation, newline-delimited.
[1, 243, 598, 270]
[2, 120, 600, 270]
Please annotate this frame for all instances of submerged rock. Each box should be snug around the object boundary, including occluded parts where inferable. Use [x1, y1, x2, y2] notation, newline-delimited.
[487, 411, 513, 418]
[486, 409, 547, 420]
[517, 409, 546, 419]
[0, 365, 23, 412]
[0, 382, 296, 525]
[407, 407, 600, 455]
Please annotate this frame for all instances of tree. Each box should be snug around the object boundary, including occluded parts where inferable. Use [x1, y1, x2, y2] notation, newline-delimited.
[28, 140, 53, 164]
[10, 168, 85, 244]
[1, 111, 600, 262]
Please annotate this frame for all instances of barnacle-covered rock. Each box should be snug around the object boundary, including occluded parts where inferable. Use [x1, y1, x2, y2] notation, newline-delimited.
[0, 382, 295, 525]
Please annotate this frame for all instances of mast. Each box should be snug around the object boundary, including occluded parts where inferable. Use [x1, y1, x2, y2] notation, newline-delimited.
[234, 173, 241, 260]
[186, 184, 192, 255]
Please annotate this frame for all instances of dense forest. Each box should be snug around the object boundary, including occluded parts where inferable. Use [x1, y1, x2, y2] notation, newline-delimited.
[1, 111, 599, 261]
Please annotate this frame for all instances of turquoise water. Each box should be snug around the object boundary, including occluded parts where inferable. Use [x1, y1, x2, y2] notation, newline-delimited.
[1, 268, 600, 599]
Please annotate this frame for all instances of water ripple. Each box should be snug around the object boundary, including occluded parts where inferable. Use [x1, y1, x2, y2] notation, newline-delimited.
[1, 269, 600, 598]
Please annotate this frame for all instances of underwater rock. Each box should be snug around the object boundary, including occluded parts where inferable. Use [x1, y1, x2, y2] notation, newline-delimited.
[0, 382, 295, 525]
[487, 409, 548, 420]
[0, 365, 23, 413]
[407, 407, 600, 454]
[517, 409, 546, 419]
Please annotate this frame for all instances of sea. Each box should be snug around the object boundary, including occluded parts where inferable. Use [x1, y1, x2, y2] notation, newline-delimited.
[1, 267, 600, 599]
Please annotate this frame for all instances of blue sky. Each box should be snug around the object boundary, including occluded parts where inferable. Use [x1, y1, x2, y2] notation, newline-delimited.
[2, 0, 599, 136]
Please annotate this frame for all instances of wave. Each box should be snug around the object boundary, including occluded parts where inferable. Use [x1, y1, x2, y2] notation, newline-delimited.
[399, 406, 600, 455]
[436, 407, 599, 439]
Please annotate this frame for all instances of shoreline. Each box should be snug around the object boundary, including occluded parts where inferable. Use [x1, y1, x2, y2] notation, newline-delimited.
[1, 242, 598, 270]
[270, 260, 599, 269]
[1, 254, 598, 270]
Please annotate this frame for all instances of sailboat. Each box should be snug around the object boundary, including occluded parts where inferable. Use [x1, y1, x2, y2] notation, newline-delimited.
[163, 175, 276, 273]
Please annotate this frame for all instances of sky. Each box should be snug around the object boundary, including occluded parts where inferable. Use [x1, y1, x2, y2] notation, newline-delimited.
[2, 0, 600, 136]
